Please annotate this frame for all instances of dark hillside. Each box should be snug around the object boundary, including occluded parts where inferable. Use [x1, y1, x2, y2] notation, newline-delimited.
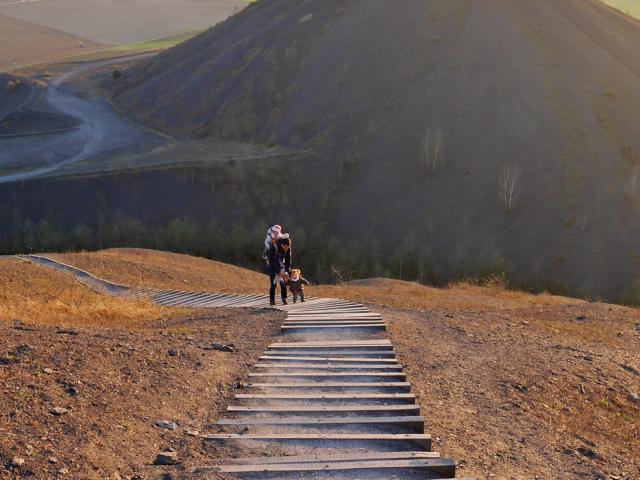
[103, 1, 640, 298]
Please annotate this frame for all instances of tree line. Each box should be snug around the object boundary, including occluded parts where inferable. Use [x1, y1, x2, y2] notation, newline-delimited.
[0, 213, 511, 286]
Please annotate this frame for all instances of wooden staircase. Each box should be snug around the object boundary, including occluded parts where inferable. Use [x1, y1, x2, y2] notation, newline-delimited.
[22, 254, 476, 479]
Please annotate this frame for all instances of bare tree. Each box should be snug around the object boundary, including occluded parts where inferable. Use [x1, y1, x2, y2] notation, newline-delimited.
[497, 165, 522, 213]
[630, 170, 639, 196]
[424, 129, 445, 174]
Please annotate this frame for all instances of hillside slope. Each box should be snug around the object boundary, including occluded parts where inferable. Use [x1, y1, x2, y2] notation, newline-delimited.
[12, 249, 640, 480]
[108, 0, 640, 300]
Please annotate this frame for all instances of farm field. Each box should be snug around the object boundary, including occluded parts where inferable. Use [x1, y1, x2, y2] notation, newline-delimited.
[602, 0, 640, 18]
[0, 0, 247, 45]
[0, 14, 101, 71]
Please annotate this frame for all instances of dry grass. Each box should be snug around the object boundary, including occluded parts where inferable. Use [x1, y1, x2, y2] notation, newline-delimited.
[50, 248, 267, 294]
[313, 277, 585, 312]
[0, 256, 171, 328]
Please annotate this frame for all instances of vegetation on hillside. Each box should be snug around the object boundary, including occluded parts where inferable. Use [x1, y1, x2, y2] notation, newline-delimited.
[0, 257, 170, 327]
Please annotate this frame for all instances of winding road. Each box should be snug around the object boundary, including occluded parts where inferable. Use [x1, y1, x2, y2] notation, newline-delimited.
[0, 53, 166, 184]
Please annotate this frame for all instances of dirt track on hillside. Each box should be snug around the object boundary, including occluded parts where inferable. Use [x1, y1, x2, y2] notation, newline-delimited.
[0, 55, 167, 183]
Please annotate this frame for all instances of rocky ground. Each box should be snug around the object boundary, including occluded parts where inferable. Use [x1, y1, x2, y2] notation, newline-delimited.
[0, 309, 282, 480]
[3, 250, 639, 479]
[385, 302, 640, 479]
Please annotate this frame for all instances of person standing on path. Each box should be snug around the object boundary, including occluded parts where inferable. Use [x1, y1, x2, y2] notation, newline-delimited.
[266, 233, 292, 305]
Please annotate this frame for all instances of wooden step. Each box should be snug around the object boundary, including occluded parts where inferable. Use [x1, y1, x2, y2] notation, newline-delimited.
[262, 350, 396, 356]
[254, 363, 404, 370]
[283, 318, 384, 323]
[282, 324, 387, 330]
[227, 404, 421, 414]
[270, 340, 391, 347]
[260, 356, 397, 363]
[216, 415, 425, 432]
[242, 382, 410, 389]
[199, 458, 454, 475]
[268, 344, 394, 350]
[282, 322, 387, 327]
[286, 312, 380, 316]
[202, 433, 432, 450]
[235, 393, 416, 402]
[195, 450, 440, 466]
[248, 372, 407, 378]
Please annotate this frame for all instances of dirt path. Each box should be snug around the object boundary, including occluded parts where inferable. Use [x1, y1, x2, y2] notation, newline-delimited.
[22, 255, 472, 479]
[0, 53, 166, 183]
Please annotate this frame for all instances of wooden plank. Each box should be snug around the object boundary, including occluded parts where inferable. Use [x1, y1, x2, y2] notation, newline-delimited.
[286, 310, 371, 314]
[203, 458, 453, 474]
[270, 340, 391, 346]
[227, 404, 420, 414]
[282, 325, 387, 330]
[162, 293, 209, 306]
[268, 344, 393, 350]
[284, 318, 382, 323]
[262, 350, 396, 356]
[248, 372, 407, 378]
[282, 324, 386, 330]
[283, 320, 386, 325]
[254, 363, 404, 370]
[287, 311, 380, 316]
[260, 356, 397, 363]
[243, 382, 410, 388]
[150, 290, 187, 300]
[202, 433, 432, 450]
[194, 450, 440, 466]
[235, 393, 416, 401]
[216, 415, 425, 432]
[286, 311, 372, 316]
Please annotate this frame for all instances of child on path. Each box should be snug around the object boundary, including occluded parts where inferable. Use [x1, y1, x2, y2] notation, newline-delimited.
[287, 268, 310, 303]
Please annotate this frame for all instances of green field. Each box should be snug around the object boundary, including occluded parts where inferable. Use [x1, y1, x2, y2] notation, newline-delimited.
[601, 0, 640, 19]
[108, 30, 204, 52]
[57, 29, 204, 63]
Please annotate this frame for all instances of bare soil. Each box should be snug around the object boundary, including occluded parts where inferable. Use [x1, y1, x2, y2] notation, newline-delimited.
[0, 0, 246, 45]
[0, 309, 283, 479]
[4, 249, 638, 479]
[0, 14, 101, 71]
[384, 303, 640, 479]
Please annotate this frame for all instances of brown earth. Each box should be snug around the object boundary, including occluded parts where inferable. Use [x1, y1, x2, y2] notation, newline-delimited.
[1, 252, 283, 479]
[49, 248, 268, 295]
[0, 14, 101, 72]
[0, 311, 282, 480]
[0, 0, 246, 45]
[48, 250, 640, 478]
[0, 249, 640, 480]
[315, 280, 640, 478]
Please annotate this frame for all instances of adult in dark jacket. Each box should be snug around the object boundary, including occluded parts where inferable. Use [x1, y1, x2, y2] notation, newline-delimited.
[266, 234, 291, 305]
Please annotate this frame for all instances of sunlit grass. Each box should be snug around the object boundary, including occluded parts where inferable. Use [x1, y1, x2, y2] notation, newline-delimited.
[601, 0, 640, 19]
[109, 30, 204, 52]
